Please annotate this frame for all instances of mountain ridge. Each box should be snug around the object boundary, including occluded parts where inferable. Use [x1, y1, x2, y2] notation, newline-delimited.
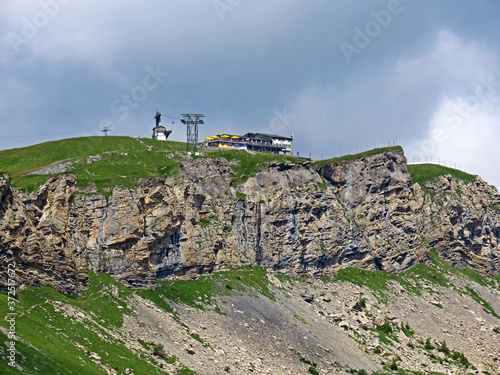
[0, 138, 499, 296]
[1, 137, 500, 374]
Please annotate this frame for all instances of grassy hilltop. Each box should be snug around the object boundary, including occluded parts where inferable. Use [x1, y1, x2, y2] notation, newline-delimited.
[0, 136, 299, 194]
[0, 136, 475, 194]
[0, 136, 184, 194]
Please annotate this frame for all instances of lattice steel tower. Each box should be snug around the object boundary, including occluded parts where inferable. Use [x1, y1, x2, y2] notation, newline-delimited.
[181, 114, 205, 154]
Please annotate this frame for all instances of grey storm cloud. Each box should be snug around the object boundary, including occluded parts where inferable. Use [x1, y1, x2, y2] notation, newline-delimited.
[1, 0, 500, 186]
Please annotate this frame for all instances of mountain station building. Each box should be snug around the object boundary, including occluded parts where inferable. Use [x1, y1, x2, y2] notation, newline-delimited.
[204, 132, 293, 155]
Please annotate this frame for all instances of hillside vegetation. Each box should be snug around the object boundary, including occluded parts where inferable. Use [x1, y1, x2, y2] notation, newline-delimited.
[407, 164, 476, 186]
[2, 137, 478, 195]
[1, 255, 499, 374]
[0, 136, 300, 193]
[0, 136, 183, 194]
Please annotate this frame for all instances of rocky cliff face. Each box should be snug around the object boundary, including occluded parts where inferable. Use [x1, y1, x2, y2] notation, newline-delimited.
[1, 149, 500, 295]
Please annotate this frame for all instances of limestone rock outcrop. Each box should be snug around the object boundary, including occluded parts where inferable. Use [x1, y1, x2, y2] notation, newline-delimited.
[1, 149, 499, 295]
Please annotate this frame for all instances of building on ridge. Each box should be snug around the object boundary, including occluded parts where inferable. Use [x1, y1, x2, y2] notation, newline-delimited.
[152, 110, 172, 141]
[204, 132, 293, 155]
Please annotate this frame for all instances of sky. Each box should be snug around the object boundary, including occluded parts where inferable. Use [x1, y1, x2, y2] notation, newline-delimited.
[1, 0, 500, 187]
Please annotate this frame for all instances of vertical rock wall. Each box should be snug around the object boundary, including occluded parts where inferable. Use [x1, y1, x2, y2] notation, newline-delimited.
[1, 150, 499, 295]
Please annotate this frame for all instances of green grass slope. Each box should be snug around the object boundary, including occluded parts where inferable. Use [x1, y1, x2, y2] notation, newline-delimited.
[0, 136, 185, 194]
[137, 266, 277, 316]
[1, 137, 409, 194]
[330, 250, 499, 301]
[2, 137, 479, 197]
[1, 255, 498, 374]
[0, 273, 164, 375]
[0, 267, 277, 375]
[0, 136, 302, 192]
[407, 164, 476, 186]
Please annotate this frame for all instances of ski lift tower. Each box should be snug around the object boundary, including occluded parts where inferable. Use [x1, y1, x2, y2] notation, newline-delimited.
[181, 114, 205, 154]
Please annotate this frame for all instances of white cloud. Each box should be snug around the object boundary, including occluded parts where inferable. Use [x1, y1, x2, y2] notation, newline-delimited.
[402, 31, 500, 187]
[286, 29, 500, 186]
[394, 30, 498, 96]
[406, 95, 500, 185]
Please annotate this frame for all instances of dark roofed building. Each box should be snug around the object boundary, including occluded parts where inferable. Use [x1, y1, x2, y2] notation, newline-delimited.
[205, 132, 293, 155]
